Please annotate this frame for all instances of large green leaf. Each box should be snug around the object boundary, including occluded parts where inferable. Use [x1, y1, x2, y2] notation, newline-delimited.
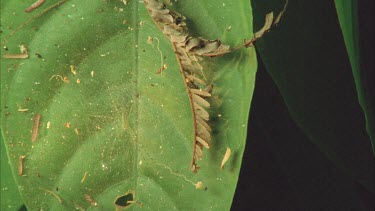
[1, 134, 24, 210]
[250, 0, 374, 192]
[334, 0, 375, 153]
[1, 0, 256, 210]
[233, 56, 370, 210]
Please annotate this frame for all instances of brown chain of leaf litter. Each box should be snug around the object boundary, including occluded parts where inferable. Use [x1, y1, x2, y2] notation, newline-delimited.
[144, 0, 231, 173]
[144, 0, 287, 173]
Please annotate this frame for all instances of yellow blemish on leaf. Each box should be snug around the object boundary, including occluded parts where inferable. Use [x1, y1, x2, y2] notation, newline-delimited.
[64, 122, 71, 128]
[220, 147, 231, 170]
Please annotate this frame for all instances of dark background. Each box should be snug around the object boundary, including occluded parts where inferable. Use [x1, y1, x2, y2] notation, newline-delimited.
[231, 1, 374, 210]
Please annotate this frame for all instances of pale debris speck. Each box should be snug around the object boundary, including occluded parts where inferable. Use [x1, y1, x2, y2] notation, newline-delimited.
[101, 163, 108, 170]
[19, 45, 28, 53]
[64, 122, 71, 128]
[147, 36, 153, 44]
[195, 181, 203, 189]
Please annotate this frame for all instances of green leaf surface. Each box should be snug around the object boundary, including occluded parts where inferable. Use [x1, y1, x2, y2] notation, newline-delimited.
[1, 134, 24, 210]
[250, 0, 374, 192]
[1, 0, 256, 210]
[334, 0, 375, 153]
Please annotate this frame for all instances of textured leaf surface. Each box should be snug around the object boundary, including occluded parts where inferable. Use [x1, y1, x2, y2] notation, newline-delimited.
[1, 135, 24, 210]
[0, 0, 256, 210]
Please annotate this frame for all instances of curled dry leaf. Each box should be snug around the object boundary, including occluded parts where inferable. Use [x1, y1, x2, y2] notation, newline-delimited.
[144, 0, 226, 172]
[144, 0, 288, 172]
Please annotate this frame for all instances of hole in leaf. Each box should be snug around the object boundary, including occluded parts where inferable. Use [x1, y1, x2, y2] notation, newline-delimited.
[114, 191, 135, 209]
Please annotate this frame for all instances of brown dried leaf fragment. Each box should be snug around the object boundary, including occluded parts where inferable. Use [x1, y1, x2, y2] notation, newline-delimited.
[274, 0, 289, 25]
[25, 0, 45, 13]
[70, 65, 77, 75]
[31, 113, 41, 142]
[81, 172, 88, 183]
[156, 64, 167, 74]
[192, 94, 210, 108]
[3, 54, 29, 59]
[220, 147, 231, 170]
[64, 122, 71, 128]
[186, 37, 230, 56]
[190, 89, 211, 97]
[18, 155, 26, 176]
[254, 12, 274, 39]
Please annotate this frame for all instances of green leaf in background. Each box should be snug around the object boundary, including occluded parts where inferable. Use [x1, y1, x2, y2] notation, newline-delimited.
[334, 0, 375, 153]
[1, 0, 256, 210]
[1, 134, 24, 210]
[233, 58, 370, 210]
[250, 0, 374, 193]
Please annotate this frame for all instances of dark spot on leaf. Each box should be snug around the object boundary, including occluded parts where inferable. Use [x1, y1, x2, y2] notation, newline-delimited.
[198, 41, 206, 48]
[175, 17, 182, 25]
[114, 191, 134, 209]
